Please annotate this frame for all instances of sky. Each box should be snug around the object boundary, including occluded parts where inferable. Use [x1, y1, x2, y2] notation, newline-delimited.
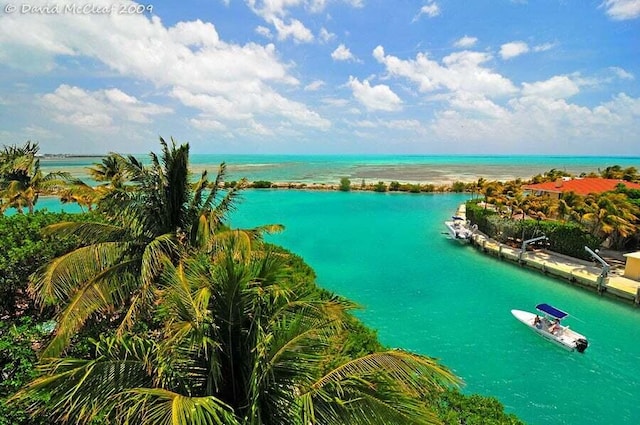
[0, 0, 639, 155]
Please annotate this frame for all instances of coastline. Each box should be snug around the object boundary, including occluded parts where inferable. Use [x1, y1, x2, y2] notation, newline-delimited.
[40, 154, 640, 187]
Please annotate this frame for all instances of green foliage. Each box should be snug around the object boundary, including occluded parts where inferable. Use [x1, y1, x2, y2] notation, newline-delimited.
[451, 181, 466, 193]
[373, 181, 387, 192]
[0, 142, 72, 214]
[408, 184, 422, 193]
[251, 180, 273, 188]
[339, 177, 351, 191]
[0, 317, 51, 425]
[427, 389, 525, 425]
[466, 200, 603, 260]
[465, 200, 498, 234]
[0, 211, 90, 318]
[389, 181, 401, 191]
[615, 185, 640, 207]
[19, 239, 458, 424]
[538, 221, 603, 260]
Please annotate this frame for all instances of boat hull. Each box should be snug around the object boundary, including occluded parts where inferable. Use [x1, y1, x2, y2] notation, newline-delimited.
[511, 309, 588, 352]
[444, 220, 473, 243]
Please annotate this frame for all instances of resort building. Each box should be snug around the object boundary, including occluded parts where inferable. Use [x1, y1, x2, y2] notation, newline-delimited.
[523, 178, 640, 199]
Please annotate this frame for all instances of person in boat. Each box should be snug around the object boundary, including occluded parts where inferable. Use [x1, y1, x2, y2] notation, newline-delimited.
[534, 315, 542, 329]
[549, 318, 560, 334]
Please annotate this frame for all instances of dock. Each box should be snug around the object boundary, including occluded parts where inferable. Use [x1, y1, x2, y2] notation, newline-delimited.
[468, 226, 640, 305]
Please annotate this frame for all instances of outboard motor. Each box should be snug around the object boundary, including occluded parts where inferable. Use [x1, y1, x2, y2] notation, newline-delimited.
[576, 338, 589, 353]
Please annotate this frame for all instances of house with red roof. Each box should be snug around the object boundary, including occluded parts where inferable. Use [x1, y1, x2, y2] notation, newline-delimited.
[523, 178, 640, 199]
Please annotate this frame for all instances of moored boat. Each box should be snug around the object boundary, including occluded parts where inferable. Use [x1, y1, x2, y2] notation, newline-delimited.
[511, 303, 588, 353]
[444, 216, 475, 243]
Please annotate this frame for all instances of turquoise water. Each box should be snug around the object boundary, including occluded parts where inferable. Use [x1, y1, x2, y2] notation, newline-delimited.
[228, 190, 640, 425]
[25, 155, 640, 423]
[41, 154, 640, 184]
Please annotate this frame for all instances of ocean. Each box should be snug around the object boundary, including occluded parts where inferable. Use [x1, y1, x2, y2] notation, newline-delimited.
[40, 154, 640, 185]
[30, 155, 640, 424]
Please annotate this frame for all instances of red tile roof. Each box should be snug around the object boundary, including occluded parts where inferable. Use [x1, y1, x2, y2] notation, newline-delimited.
[523, 178, 640, 196]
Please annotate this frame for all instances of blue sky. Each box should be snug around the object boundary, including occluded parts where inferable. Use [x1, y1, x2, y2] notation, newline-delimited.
[0, 0, 639, 155]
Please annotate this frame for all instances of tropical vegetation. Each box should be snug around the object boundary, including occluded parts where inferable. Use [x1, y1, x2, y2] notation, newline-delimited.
[0, 142, 73, 214]
[1, 139, 524, 424]
[465, 168, 640, 252]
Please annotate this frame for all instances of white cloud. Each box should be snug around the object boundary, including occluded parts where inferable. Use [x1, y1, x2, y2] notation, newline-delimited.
[319, 27, 335, 43]
[454, 36, 478, 48]
[331, 44, 355, 61]
[413, 1, 440, 21]
[347, 76, 403, 112]
[0, 3, 329, 137]
[271, 17, 314, 42]
[353, 118, 425, 133]
[610, 66, 635, 80]
[448, 92, 507, 118]
[189, 117, 226, 131]
[521, 76, 580, 99]
[601, 0, 640, 20]
[304, 80, 325, 91]
[373, 45, 517, 97]
[429, 94, 636, 152]
[500, 41, 530, 59]
[41, 85, 172, 130]
[533, 42, 555, 52]
[255, 25, 273, 39]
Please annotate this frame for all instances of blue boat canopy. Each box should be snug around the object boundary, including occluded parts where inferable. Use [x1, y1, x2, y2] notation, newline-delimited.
[452, 215, 464, 220]
[536, 303, 568, 320]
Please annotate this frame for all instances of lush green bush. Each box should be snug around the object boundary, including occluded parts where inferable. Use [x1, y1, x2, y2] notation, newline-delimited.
[251, 180, 273, 188]
[408, 184, 422, 193]
[0, 211, 91, 318]
[0, 317, 52, 425]
[538, 221, 603, 260]
[451, 181, 466, 192]
[373, 181, 387, 192]
[466, 200, 498, 234]
[427, 389, 525, 425]
[389, 181, 401, 191]
[339, 177, 351, 192]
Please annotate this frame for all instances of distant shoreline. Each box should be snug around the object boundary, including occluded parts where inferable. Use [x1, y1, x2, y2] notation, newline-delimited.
[39, 154, 640, 187]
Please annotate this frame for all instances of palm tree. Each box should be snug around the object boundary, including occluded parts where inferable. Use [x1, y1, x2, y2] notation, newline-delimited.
[58, 179, 106, 212]
[30, 137, 281, 357]
[582, 192, 639, 248]
[16, 238, 457, 424]
[0, 141, 72, 214]
[87, 153, 126, 188]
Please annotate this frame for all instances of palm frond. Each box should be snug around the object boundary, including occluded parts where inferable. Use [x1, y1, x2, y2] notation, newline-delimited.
[30, 241, 130, 306]
[311, 350, 458, 396]
[42, 221, 129, 243]
[41, 259, 140, 358]
[116, 388, 238, 425]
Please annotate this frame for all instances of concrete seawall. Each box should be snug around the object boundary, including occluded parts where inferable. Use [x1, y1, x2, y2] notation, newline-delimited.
[469, 231, 640, 306]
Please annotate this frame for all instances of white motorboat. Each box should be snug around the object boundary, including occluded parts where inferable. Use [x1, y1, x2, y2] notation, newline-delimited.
[444, 216, 475, 243]
[511, 303, 589, 353]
